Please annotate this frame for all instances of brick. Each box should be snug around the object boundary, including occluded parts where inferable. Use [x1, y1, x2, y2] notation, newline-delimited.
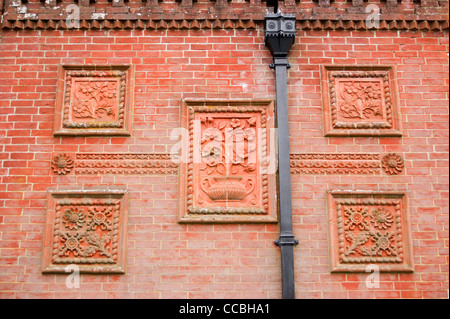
[0, 12, 447, 300]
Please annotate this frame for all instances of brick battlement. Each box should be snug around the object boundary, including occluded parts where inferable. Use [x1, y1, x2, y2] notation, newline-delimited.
[1, 0, 449, 29]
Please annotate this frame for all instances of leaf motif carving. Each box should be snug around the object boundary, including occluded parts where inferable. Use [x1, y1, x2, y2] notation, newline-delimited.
[72, 81, 118, 121]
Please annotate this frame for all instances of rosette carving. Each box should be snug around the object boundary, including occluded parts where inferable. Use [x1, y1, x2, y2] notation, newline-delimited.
[381, 153, 404, 175]
[51, 154, 74, 175]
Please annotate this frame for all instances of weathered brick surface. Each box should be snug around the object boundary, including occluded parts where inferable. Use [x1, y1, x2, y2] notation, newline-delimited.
[0, 15, 448, 299]
[1, 0, 449, 22]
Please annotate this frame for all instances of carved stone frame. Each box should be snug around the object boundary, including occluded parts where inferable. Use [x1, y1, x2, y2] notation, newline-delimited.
[321, 65, 402, 137]
[53, 65, 134, 136]
[327, 191, 414, 273]
[42, 188, 129, 274]
[178, 99, 278, 224]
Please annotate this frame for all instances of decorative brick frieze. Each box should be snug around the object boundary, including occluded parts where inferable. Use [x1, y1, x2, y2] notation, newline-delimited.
[49, 153, 178, 175]
[178, 100, 278, 223]
[74, 153, 178, 175]
[321, 65, 402, 137]
[290, 153, 381, 175]
[42, 189, 129, 274]
[290, 153, 405, 175]
[1, 1, 447, 30]
[53, 65, 134, 137]
[49, 152, 406, 176]
[1, 18, 448, 31]
[327, 191, 414, 273]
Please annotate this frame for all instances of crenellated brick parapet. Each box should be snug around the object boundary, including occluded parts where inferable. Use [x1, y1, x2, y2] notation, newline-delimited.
[1, 0, 448, 30]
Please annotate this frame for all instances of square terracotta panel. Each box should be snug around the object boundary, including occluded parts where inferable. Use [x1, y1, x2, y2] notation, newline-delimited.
[42, 189, 129, 274]
[327, 191, 414, 273]
[53, 65, 134, 136]
[177, 100, 278, 223]
[321, 65, 402, 137]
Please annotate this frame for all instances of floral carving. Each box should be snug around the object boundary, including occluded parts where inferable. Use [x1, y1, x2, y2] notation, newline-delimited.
[196, 113, 260, 208]
[327, 192, 414, 273]
[381, 153, 404, 175]
[344, 231, 370, 257]
[43, 190, 128, 274]
[56, 203, 115, 261]
[63, 207, 86, 230]
[371, 208, 394, 230]
[179, 101, 277, 223]
[370, 231, 397, 257]
[84, 233, 112, 258]
[59, 232, 85, 257]
[72, 81, 118, 120]
[321, 66, 402, 137]
[344, 207, 369, 231]
[340, 203, 400, 262]
[51, 153, 74, 175]
[201, 144, 225, 175]
[54, 66, 133, 136]
[199, 116, 258, 177]
[339, 81, 383, 120]
[86, 206, 113, 231]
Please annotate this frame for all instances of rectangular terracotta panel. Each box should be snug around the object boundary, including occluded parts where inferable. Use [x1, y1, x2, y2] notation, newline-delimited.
[321, 65, 402, 137]
[42, 189, 129, 274]
[53, 65, 134, 136]
[327, 191, 414, 273]
[178, 100, 278, 223]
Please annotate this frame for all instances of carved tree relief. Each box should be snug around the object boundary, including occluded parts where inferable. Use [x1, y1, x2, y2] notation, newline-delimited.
[178, 100, 277, 224]
[197, 114, 259, 208]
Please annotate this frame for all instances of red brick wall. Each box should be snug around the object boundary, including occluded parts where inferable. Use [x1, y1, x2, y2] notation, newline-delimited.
[0, 26, 448, 298]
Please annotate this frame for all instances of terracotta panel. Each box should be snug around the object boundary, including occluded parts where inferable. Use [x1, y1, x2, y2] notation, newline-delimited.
[42, 189, 129, 274]
[53, 65, 134, 136]
[178, 100, 278, 223]
[327, 191, 414, 273]
[321, 65, 402, 137]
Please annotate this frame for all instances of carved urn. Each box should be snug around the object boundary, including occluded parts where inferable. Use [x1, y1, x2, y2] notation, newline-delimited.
[201, 177, 254, 202]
